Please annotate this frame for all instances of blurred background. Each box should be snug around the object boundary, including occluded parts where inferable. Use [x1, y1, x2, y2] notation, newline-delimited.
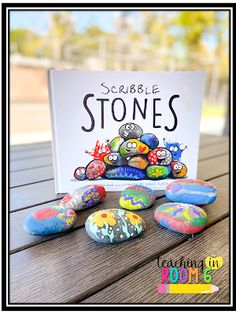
[10, 10, 229, 145]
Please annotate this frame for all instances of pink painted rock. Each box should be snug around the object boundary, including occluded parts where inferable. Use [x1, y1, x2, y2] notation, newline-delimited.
[85, 160, 106, 180]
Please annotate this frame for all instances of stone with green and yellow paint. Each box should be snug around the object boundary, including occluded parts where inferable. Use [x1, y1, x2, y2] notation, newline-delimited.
[119, 185, 157, 210]
[154, 203, 208, 234]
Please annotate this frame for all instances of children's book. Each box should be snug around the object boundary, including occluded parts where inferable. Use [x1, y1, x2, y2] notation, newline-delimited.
[48, 70, 205, 193]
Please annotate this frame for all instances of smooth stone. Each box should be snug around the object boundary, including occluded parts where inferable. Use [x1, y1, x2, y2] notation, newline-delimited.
[165, 179, 217, 205]
[23, 206, 76, 235]
[154, 202, 208, 234]
[85, 208, 146, 243]
[104, 152, 126, 166]
[119, 122, 143, 139]
[74, 166, 86, 180]
[60, 185, 106, 210]
[86, 160, 106, 179]
[169, 161, 188, 178]
[140, 133, 159, 149]
[104, 166, 146, 180]
[127, 155, 148, 169]
[119, 185, 156, 210]
[146, 165, 171, 179]
[119, 139, 149, 157]
[148, 147, 172, 165]
[109, 137, 124, 152]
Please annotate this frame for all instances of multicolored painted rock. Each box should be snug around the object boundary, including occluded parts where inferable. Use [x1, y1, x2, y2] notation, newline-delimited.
[74, 166, 86, 180]
[104, 166, 146, 180]
[148, 147, 172, 165]
[103, 153, 126, 166]
[154, 203, 208, 234]
[109, 137, 124, 152]
[170, 161, 187, 178]
[23, 206, 76, 235]
[119, 122, 143, 139]
[85, 160, 106, 179]
[119, 139, 149, 157]
[60, 185, 106, 210]
[146, 165, 171, 179]
[140, 133, 159, 149]
[165, 179, 217, 205]
[127, 155, 148, 169]
[85, 208, 146, 243]
[119, 185, 157, 210]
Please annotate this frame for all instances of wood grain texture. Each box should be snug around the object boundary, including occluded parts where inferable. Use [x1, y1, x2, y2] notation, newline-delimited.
[10, 147, 52, 161]
[9, 153, 229, 212]
[9, 175, 229, 303]
[10, 141, 51, 152]
[10, 166, 54, 188]
[83, 218, 229, 304]
[9, 174, 228, 254]
[10, 155, 52, 172]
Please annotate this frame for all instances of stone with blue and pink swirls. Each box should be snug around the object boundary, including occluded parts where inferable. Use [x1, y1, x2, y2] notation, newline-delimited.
[165, 179, 217, 206]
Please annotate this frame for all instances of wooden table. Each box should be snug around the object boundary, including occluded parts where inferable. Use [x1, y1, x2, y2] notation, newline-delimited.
[9, 134, 230, 305]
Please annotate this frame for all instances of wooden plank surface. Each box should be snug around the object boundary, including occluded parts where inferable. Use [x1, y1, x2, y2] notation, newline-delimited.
[9, 153, 229, 212]
[10, 155, 52, 172]
[82, 218, 229, 304]
[10, 147, 52, 161]
[9, 174, 229, 303]
[10, 141, 51, 152]
[9, 173, 228, 254]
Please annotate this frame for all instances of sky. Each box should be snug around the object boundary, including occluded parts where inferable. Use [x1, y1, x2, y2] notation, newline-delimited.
[10, 11, 121, 34]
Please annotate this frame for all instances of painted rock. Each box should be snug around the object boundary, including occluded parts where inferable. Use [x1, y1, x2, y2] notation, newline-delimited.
[146, 165, 171, 179]
[154, 203, 208, 234]
[127, 155, 149, 169]
[119, 122, 143, 139]
[74, 166, 86, 180]
[60, 185, 106, 210]
[86, 160, 106, 179]
[165, 179, 217, 205]
[104, 166, 146, 180]
[119, 139, 149, 157]
[148, 147, 172, 165]
[104, 153, 126, 166]
[140, 133, 159, 149]
[85, 208, 146, 243]
[23, 206, 76, 235]
[119, 185, 157, 210]
[109, 137, 124, 152]
[170, 161, 187, 178]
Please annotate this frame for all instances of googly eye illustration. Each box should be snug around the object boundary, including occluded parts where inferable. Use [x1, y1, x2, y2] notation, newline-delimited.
[170, 146, 175, 151]
[131, 142, 137, 148]
[161, 151, 166, 156]
[130, 123, 135, 130]
[157, 151, 161, 156]
[112, 155, 118, 161]
[108, 155, 113, 161]
[127, 142, 132, 149]
[174, 147, 178, 152]
[125, 124, 131, 130]
[174, 164, 179, 170]
[178, 164, 182, 170]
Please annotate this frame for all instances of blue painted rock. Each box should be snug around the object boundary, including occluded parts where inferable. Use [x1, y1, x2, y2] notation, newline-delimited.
[148, 147, 172, 165]
[119, 122, 143, 139]
[119, 139, 149, 157]
[109, 137, 124, 152]
[23, 206, 76, 235]
[119, 185, 157, 210]
[85, 160, 106, 179]
[60, 185, 106, 210]
[140, 133, 159, 149]
[169, 161, 187, 178]
[103, 153, 126, 166]
[165, 179, 217, 205]
[127, 156, 148, 169]
[74, 166, 86, 180]
[104, 166, 146, 180]
[146, 165, 171, 179]
[154, 203, 208, 234]
[85, 208, 146, 243]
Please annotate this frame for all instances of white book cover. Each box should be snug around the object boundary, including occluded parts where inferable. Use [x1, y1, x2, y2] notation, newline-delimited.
[48, 70, 205, 193]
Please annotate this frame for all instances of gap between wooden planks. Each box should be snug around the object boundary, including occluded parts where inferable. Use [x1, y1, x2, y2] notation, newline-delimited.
[9, 153, 229, 212]
[81, 217, 229, 304]
[10, 173, 229, 303]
